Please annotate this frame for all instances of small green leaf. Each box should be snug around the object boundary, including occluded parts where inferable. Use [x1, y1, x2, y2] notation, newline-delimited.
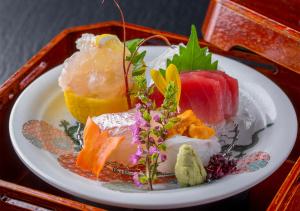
[140, 95, 148, 104]
[139, 175, 148, 184]
[158, 143, 167, 151]
[169, 117, 180, 124]
[133, 75, 147, 90]
[159, 68, 166, 78]
[126, 39, 143, 53]
[151, 128, 161, 137]
[131, 51, 146, 64]
[151, 153, 159, 162]
[143, 111, 151, 122]
[138, 157, 146, 165]
[126, 39, 147, 77]
[139, 130, 148, 138]
[132, 61, 146, 76]
[161, 81, 178, 114]
[126, 39, 146, 76]
[164, 121, 175, 130]
[148, 85, 155, 95]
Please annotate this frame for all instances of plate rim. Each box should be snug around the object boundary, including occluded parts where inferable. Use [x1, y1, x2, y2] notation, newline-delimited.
[9, 46, 298, 209]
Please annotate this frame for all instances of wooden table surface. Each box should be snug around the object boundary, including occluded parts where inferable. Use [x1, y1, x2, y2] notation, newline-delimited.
[0, 0, 209, 84]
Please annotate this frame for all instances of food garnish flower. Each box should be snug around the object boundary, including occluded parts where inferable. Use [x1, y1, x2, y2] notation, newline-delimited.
[130, 65, 181, 190]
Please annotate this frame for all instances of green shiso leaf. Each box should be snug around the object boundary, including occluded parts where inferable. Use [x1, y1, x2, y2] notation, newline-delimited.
[167, 25, 218, 72]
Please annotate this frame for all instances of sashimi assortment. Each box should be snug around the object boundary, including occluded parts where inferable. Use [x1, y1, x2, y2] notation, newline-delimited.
[58, 2, 239, 190]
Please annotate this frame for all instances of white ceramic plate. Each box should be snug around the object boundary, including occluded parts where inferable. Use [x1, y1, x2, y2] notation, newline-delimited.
[9, 46, 297, 209]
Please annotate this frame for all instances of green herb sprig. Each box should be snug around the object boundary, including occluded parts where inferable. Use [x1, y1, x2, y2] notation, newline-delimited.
[131, 75, 178, 190]
[126, 39, 147, 76]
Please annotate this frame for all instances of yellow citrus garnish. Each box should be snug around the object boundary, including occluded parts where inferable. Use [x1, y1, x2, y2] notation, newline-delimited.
[150, 64, 181, 105]
[95, 34, 124, 51]
[64, 90, 134, 123]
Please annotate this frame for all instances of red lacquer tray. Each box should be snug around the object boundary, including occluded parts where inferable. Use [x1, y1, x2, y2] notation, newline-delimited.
[0, 21, 299, 210]
[202, 0, 300, 74]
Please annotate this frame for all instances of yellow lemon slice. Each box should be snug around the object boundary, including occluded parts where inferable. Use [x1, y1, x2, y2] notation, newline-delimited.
[95, 34, 122, 49]
[64, 90, 134, 123]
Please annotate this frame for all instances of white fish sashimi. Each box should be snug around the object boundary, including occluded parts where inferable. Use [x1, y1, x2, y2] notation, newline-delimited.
[158, 135, 221, 173]
[92, 110, 137, 166]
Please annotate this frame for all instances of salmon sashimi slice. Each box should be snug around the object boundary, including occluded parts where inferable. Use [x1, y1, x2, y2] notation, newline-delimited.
[76, 117, 124, 177]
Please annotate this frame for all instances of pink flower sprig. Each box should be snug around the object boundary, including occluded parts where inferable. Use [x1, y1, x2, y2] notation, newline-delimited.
[130, 76, 178, 190]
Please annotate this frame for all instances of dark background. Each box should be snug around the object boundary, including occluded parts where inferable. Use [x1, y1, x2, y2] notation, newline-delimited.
[0, 1, 252, 210]
[0, 0, 210, 84]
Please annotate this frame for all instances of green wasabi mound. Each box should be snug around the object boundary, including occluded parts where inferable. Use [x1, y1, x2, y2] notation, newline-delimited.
[175, 144, 207, 187]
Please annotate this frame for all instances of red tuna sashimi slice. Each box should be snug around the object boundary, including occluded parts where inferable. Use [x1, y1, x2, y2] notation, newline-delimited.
[150, 71, 238, 124]
[214, 71, 239, 116]
[193, 71, 232, 118]
[180, 72, 224, 123]
[150, 86, 164, 107]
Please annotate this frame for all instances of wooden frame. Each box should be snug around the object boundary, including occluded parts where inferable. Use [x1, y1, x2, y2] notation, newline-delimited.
[202, 0, 300, 74]
[0, 21, 298, 210]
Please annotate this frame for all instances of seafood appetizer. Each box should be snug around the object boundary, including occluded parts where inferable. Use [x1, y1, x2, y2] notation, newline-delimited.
[56, 21, 241, 190]
[19, 2, 280, 194]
